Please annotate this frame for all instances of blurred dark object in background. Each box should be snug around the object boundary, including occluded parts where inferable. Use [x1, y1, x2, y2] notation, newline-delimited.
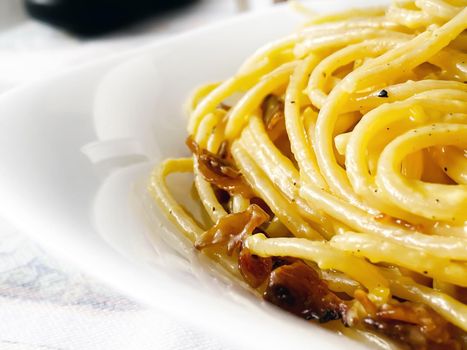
[25, 0, 199, 37]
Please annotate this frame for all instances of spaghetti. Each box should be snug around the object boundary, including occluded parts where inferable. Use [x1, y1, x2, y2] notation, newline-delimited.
[149, 1, 467, 348]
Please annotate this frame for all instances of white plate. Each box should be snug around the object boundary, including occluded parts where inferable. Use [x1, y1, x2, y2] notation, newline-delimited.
[0, 2, 388, 349]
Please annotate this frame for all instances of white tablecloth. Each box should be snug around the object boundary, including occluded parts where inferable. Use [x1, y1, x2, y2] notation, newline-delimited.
[0, 1, 283, 349]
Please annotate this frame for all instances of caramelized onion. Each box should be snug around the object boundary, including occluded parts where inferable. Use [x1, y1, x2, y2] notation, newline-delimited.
[271, 256, 299, 270]
[264, 261, 348, 323]
[218, 102, 231, 111]
[249, 197, 274, 218]
[216, 140, 229, 160]
[239, 252, 299, 289]
[261, 94, 286, 142]
[458, 287, 467, 304]
[239, 248, 272, 288]
[363, 302, 460, 350]
[192, 176, 460, 349]
[186, 137, 254, 197]
[195, 204, 269, 254]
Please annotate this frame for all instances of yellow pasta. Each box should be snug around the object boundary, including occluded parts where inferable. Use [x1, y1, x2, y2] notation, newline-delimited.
[331, 232, 467, 286]
[149, 1, 467, 348]
[245, 233, 389, 297]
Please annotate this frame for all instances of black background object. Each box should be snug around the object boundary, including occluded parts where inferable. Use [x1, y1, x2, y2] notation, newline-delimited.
[25, 0, 199, 37]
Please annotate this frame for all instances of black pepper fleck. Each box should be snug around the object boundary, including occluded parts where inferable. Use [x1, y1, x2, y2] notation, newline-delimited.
[377, 89, 389, 98]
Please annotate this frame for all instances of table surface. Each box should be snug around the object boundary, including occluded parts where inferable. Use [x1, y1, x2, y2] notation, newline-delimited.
[0, 1, 289, 349]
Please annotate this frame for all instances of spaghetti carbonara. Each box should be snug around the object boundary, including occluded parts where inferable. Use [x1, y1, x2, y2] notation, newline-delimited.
[149, 1, 467, 348]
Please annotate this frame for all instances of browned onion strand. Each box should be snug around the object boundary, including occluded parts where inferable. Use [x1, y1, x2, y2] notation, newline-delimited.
[194, 204, 269, 254]
[186, 137, 255, 198]
[264, 261, 348, 323]
[362, 303, 461, 350]
[261, 94, 286, 142]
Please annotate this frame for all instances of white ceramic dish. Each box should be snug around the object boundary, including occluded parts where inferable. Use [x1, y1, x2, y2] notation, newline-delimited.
[0, 2, 388, 349]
